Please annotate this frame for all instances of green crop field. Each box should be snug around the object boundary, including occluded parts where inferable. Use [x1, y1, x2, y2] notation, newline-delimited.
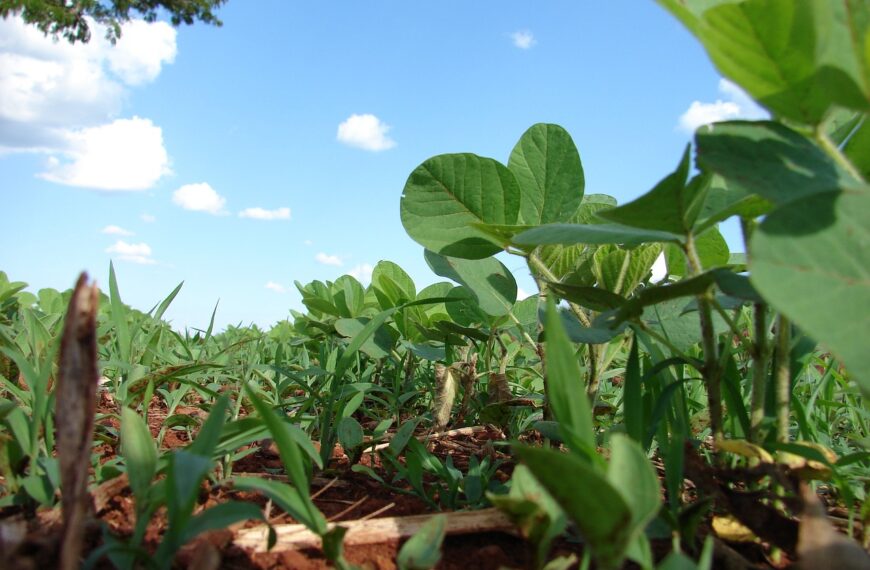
[1, 1, 869, 569]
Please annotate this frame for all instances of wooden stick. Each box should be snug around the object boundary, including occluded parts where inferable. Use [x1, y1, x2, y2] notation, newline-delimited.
[57, 274, 100, 570]
[362, 425, 491, 454]
[233, 507, 515, 553]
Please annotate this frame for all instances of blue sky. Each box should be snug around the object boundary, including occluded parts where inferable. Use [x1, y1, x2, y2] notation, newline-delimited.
[0, 1, 765, 331]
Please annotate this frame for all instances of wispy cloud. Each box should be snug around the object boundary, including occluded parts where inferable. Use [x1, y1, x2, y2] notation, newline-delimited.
[102, 224, 133, 236]
[315, 252, 343, 267]
[239, 206, 291, 220]
[348, 263, 374, 285]
[677, 79, 768, 133]
[141, 213, 156, 223]
[106, 240, 155, 264]
[303, 239, 313, 246]
[172, 182, 227, 215]
[511, 30, 536, 49]
[337, 113, 396, 151]
[265, 281, 287, 293]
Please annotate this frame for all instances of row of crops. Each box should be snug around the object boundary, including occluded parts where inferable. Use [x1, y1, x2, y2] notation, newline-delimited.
[2, 1, 870, 568]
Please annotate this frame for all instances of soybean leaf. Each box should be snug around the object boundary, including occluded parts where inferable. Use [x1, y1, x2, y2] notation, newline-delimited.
[696, 121, 860, 204]
[425, 250, 517, 317]
[546, 283, 627, 312]
[397, 514, 447, 570]
[514, 445, 634, 570]
[334, 317, 397, 359]
[665, 226, 730, 278]
[665, 1, 869, 125]
[508, 123, 585, 225]
[598, 147, 698, 234]
[693, 175, 773, 234]
[401, 153, 521, 259]
[337, 417, 364, 450]
[371, 261, 416, 309]
[750, 188, 870, 396]
[594, 243, 662, 295]
[543, 298, 595, 455]
[515, 222, 684, 249]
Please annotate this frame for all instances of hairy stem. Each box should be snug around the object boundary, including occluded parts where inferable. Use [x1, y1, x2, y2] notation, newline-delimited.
[774, 314, 792, 442]
[684, 232, 723, 443]
[749, 302, 769, 442]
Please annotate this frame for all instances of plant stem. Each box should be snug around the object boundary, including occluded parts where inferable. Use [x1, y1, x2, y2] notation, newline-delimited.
[774, 314, 792, 442]
[525, 251, 602, 403]
[684, 232, 723, 443]
[816, 126, 865, 183]
[749, 302, 769, 442]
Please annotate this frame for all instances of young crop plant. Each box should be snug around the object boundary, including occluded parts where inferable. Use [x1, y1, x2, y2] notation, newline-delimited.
[398, 0, 870, 565]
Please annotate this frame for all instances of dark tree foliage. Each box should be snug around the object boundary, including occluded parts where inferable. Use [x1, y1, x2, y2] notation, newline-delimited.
[0, 0, 227, 43]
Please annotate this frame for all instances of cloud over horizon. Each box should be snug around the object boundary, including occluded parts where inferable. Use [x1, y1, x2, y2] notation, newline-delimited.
[337, 114, 396, 151]
[172, 183, 227, 215]
[265, 281, 287, 293]
[239, 207, 291, 220]
[106, 240, 156, 264]
[678, 79, 767, 133]
[0, 15, 176, 190]
[315, 252, 343, 267]
[102, 224, 133, 236]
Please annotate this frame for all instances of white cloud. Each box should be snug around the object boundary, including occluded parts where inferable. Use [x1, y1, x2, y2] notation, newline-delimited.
[517, 287, 534, 300]
[303, 239, 313, 246]
[336, 114, 396, 151]
[106, 240, 155, 264]
[105, 19, 177, 85]
[38, 117, 169, 190]
[315, 252, 343, 267]
[265, 281, 287, 293]
[239, 207, 291, 220]
[102, 224, 133, 236]
[678, 78, 768, 133]
[141, 213, 156, 223]
[511, 31, 536, 49]
[0, 15, 176, 189]
[348, 263, 374, 285]
[172, 183, 227, 215]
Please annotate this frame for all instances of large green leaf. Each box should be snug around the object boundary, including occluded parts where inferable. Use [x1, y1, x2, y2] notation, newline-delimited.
[696, 121, 860, 205]
[750, 188, 870, 396]
[597, 147, 698, 234]
[371, 261, 416, 310]
[692, 175, 773, 233]
[593, 243, 662, 295]
[334, 317, 397, 359]
[843, 115, 870, 181]
[424, 250, 516, 317]
[401, 153, 521, 259]
[665, 227, 730, 278]
[514, 223, 683, 248]
[665, 1, 870, 125]
[514, 445, 634, 570]
[641, 298, 728, 355]
[508, 123, 585, 225]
